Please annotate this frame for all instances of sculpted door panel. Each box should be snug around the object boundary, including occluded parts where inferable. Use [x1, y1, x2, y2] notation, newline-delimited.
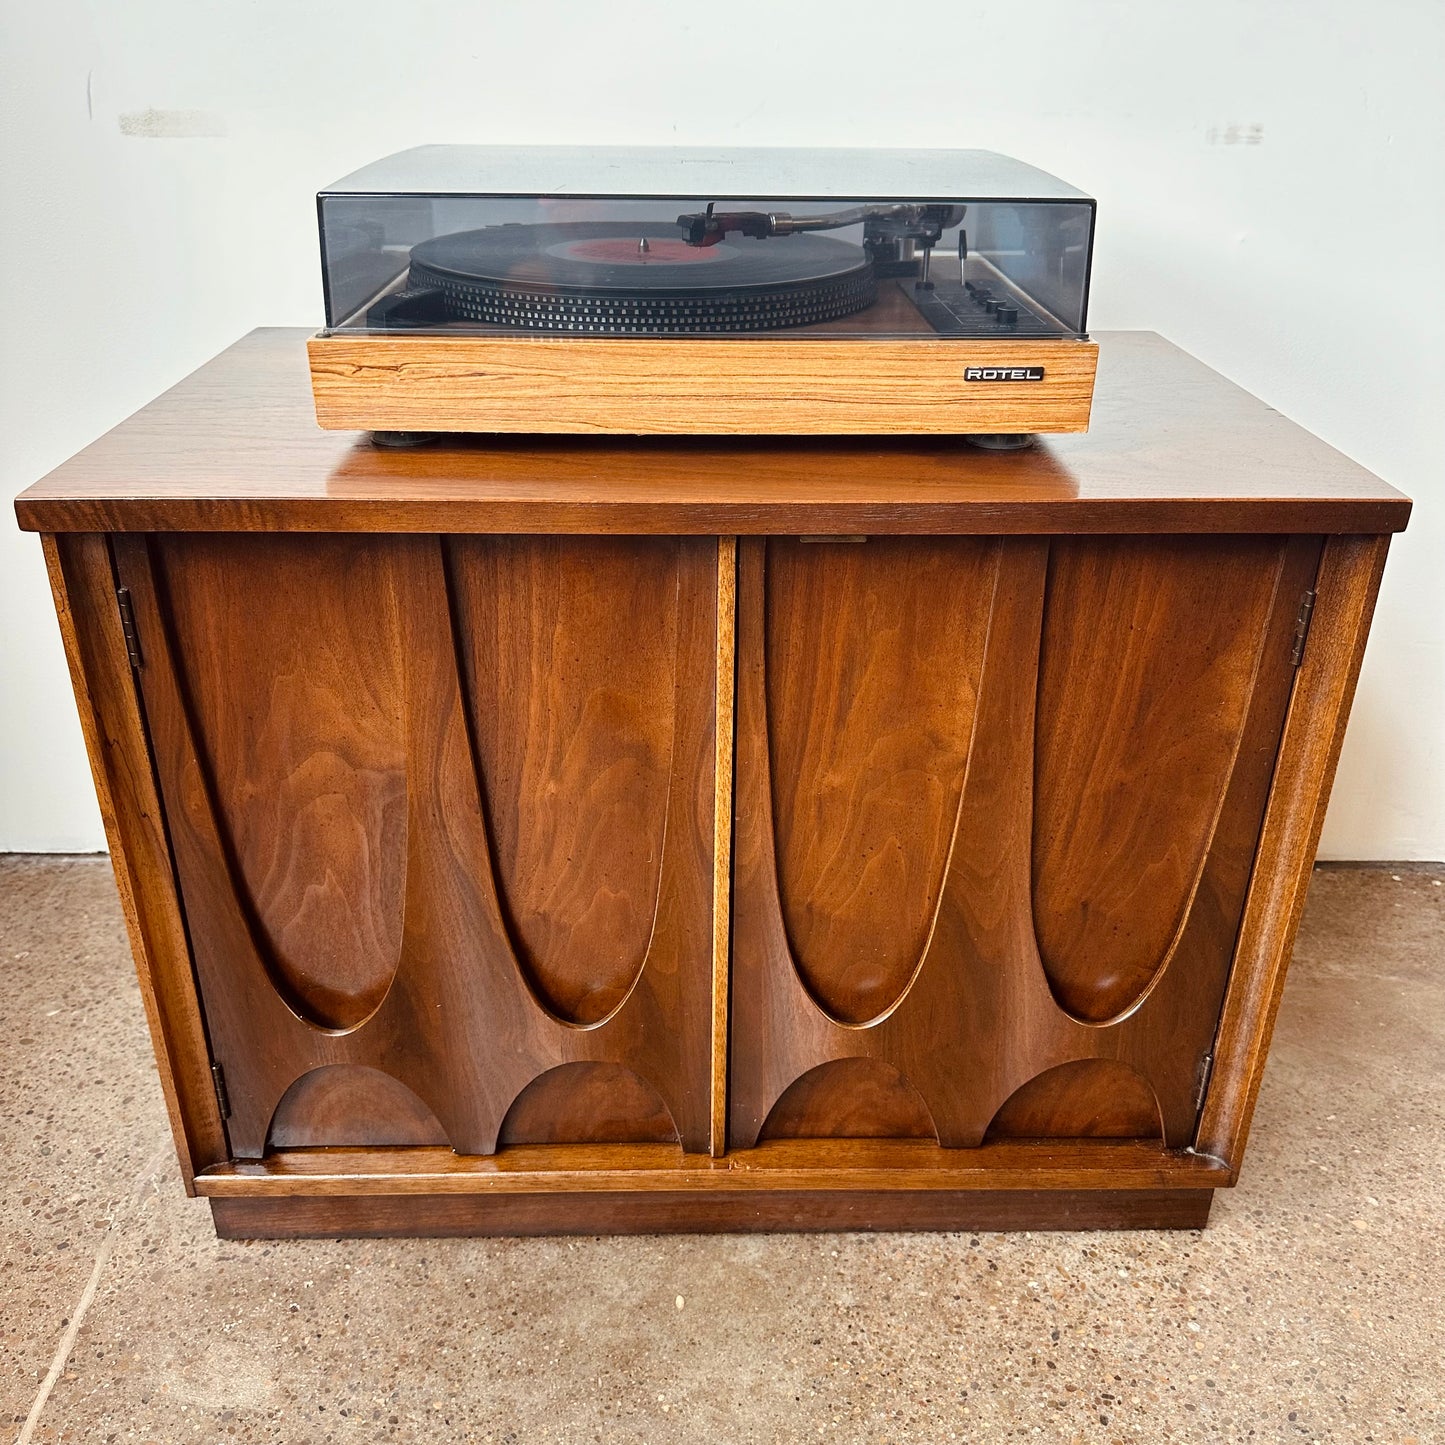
[1031, 536, 1288, 1022]
[765, 537, 999, 1025]
[151, 534, 408, 1031]
[758, 1059, 938, 1142]
[266, 1066, 449, 1151]
[446, 536, 678, 1026]
[730, 533, 1321, 1150]
[984, 1061, 1162, 1142]
[120, 533, 717, 1159]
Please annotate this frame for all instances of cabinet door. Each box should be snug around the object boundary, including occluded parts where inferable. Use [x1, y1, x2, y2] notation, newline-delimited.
[115, 533, 718, 1158]
[730, 533, 1321, 1151]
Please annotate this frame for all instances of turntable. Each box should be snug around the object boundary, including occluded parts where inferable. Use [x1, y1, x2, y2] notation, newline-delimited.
[308, 146, 1099, 441]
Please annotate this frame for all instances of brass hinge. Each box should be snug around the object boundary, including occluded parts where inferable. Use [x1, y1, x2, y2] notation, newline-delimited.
[116, 587, 143, 669]
[211, 1062, 232, 1119]
[1290, 588, 1317, 668]
[1193, 1050, 1216, 1113]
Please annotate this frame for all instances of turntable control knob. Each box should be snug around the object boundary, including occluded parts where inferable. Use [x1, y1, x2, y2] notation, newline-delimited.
[984, 298, 1000, 315]
[997, 305, 1019, 325]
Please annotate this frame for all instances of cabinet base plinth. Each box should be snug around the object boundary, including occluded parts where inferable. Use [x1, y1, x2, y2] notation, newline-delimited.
[211, 1187, 1214, 1239]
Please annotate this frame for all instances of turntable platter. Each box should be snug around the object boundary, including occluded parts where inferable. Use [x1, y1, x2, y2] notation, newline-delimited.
[404, 222, 877, 333]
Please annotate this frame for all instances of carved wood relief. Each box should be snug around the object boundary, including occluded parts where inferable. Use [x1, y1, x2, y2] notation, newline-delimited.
[116, 533, 717, 1159]
[764, 537, 997, 1026]
[113, 526, 1320, 1167]
[730, 533, 1321, 1150]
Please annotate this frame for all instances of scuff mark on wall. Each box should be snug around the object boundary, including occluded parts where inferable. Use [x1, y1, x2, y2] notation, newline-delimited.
[118, 108, 226, 139]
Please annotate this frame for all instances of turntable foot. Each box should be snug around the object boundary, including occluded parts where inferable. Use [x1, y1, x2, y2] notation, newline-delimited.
[370, 430, 441, 449]
[963, 433, 1037, 451]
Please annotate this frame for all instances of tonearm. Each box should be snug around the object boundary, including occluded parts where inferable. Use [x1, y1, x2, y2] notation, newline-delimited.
[676, 202, 966, 283]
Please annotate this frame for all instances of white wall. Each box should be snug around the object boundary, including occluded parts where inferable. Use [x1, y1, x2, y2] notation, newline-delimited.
[2, 0, 1442, 857]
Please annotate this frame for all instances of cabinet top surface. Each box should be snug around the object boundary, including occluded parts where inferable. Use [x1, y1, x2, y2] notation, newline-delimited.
[15, 329, 1410, 536]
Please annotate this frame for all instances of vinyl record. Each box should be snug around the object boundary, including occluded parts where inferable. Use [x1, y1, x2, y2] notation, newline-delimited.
[404, 221, 877, 333]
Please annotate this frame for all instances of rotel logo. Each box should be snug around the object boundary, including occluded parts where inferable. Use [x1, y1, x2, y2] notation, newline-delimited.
[964, 366, 1046, 382]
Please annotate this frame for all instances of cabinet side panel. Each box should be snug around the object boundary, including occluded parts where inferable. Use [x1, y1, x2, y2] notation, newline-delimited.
[1196, 535, 1391, 1172]
[42, 534, 227, 1185]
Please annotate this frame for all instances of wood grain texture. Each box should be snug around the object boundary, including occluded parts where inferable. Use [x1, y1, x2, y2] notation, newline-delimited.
[14, 331, 1410, 538]
[758, 1059, 937, 1142]
[1031, 535, 1303, 1021]
[150, 533, 409, 1031]
[1195, 535, 1391, 1173]
[20, 326, 1404, 1236]
[730, 533, 1319, 1152]
[984, 1060, 1162, 1141]
[194, 1137, 1227, 1195]
[306, 335, 1098, 436]
[115, 532, 719, 1158]
[497, 1063, 679, 1147]
[446, 534, 679, 1025]
[211, 1186, 1213, 1238]
[267, 1065, 448, 1150]
[712, 538, 737, 1156]
[41, 534, 227, 1188]
[764, 536, 996, 1025]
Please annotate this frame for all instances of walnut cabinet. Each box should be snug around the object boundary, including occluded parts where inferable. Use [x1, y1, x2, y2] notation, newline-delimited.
[17, 330, 1409, 1237]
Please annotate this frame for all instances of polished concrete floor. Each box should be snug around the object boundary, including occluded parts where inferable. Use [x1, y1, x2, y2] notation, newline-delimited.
[1, 856, 1442, 1444]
